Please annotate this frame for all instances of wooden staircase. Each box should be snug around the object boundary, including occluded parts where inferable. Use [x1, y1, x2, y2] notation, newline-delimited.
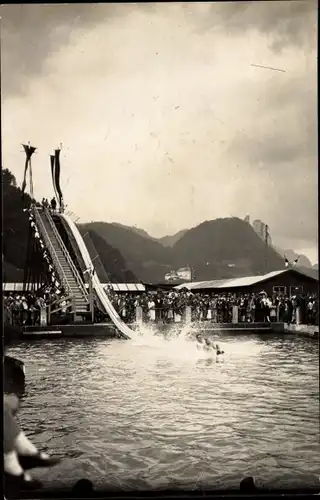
[34, 207, 89, 316]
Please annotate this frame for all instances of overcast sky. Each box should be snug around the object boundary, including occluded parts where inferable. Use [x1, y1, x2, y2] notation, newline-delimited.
[1, 2, 318, 262]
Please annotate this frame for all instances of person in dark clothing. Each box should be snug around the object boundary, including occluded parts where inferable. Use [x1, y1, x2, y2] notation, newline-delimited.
[286, 299, 293, 324]
[155, 294, 163, 323]
[254, 296, 261, 322]
[50, 197, 57, 211]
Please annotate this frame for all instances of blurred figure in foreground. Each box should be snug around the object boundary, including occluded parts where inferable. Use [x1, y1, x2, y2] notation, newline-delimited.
[4, 393, 61, 493]
[71, 478, 95, 497]
[4, 327, 61, 495]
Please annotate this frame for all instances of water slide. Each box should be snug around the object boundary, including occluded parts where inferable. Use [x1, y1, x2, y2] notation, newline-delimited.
[59, 213, 135, 340]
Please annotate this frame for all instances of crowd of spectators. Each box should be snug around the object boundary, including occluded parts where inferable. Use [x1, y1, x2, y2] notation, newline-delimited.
[4, 286, 318, 327]
[107, 288, 319, 326]
[4, 288, 111, 328]
[3, 287, 72, 328]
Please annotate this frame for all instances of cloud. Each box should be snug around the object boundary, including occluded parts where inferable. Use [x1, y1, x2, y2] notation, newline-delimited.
[194, 0, 316, 52]
[1, 2, 317, 261]
[0, 3, 122, 96]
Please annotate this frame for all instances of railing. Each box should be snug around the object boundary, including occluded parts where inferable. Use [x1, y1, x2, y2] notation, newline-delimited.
[132, 305, 299, 325]
[46, 293, 82, 324]
[33, 207, 73, 296]
[129, 304, 319, 325]
[48, 294, 74, 316]
[43, 208, 89, 304]
[65, 210, 80, 224]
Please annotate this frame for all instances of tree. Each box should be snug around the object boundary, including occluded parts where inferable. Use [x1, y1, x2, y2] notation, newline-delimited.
[2, 168, 31, 272]
[2, 168, 17, 188]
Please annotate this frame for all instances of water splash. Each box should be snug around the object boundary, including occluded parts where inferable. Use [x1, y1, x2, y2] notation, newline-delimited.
[131, 321, 225, 363]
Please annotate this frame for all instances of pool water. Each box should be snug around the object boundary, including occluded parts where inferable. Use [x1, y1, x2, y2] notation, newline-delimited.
[7, 328, 320, 491]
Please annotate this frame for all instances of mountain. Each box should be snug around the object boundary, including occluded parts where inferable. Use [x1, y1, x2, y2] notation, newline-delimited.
[159, 229, 188, 247]
[252, 219, 273, 246]
[82, 217, 303, 282]
[313, 263, 318, 270]
[78, 221, 172, 282]
[5, 166, 310, 286]
[274, 247, 312, 268]
[249, 215, 313, 270]
[111, 224, 189, 248]
[111, 222, 156, 241]
[171, 217, 285, 280]
[78, 228, 137, 283]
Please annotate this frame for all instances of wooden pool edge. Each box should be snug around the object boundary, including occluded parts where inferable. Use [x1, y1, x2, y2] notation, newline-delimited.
[19, 321, 288, 339]
[20, 321, 319, 340]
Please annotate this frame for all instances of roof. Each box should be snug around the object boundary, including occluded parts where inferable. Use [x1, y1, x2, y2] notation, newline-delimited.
[144, 281, 185, 288]
[102, 283, 146, 292]
[296, 266, 319, 281]
[3, 282, 146, 293]
[84, 282, 146, 292]
[175, 267, 318, 291]
[2, 283, 42, 292]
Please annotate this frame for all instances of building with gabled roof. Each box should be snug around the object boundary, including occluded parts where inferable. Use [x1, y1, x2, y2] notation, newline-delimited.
[175, 267, 318, 296]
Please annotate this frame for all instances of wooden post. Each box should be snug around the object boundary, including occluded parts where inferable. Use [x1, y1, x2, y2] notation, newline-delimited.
[40, 307, 47, 326]
[136, 306, 143, 325]
[296, 307, 300, 325]
[47, 304, 51, 325]
[73, 296, 76, 323]
[89, 275, 94, 323]
[264, 224, 269, 274]
[4, 307, 9, 325]
[185, 306, 192, 323]
[174, 312, 181, 323]
[232, 305, 238, 324]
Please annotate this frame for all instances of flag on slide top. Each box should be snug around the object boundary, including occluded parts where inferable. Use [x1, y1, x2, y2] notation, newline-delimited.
[54, 149, 63, 207]
[21, 144, 36, 194]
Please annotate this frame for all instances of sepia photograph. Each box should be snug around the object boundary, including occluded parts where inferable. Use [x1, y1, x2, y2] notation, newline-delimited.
[2, 1, 318, 498]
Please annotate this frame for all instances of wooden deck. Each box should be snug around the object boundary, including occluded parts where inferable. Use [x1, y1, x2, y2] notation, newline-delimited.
[22, 323, 119, 340]
[21, 321, 285, 339]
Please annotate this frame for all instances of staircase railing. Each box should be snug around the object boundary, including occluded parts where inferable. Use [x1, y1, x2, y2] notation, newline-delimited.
[33, 207, 74, 296]
[43, 208, 89, 303]
[65, 210, 80, 224]
[47, 294, 74, 317]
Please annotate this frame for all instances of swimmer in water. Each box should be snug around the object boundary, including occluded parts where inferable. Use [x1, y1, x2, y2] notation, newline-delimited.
[204, 339, 225, 357]
[215, 344, 225, 356]
[203, 338, 214, 352]
[196, 336, 225, 358]
[195, 334, 204, 350]
[215, 345, 225, 363]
